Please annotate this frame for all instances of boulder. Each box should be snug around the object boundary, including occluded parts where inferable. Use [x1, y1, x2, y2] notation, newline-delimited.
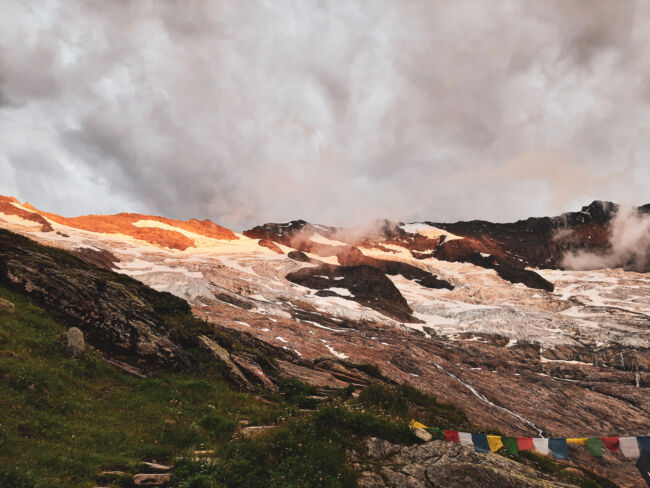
[413, 427, 432, 442]
[0, 297, 15, 313]
[66, 327, 85, 357]
[133, 473, 171, 485]
[142, 462, 171, 472]
[240, 425, 275, 438]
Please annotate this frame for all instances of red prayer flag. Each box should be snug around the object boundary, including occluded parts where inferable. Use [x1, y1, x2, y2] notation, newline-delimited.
[444, 430, 460, 443]
[600, 437, 619, 453]
[517, 437, 534, 451]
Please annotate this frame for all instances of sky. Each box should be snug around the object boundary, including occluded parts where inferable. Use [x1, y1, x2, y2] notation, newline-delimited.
[1, 1, 649, 231]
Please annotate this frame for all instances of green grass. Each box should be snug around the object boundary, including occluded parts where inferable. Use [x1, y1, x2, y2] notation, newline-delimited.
[171, 406, 415, 488]
[357, 382, 471, 429]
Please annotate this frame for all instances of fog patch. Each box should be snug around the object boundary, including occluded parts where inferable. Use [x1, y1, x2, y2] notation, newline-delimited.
[562, 206, 650, 272]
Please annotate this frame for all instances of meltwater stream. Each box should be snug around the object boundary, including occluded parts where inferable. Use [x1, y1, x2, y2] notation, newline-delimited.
[434, 363, 544, 437]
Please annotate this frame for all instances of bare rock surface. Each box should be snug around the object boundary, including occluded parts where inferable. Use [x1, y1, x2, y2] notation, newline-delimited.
[0, 229, 192, 370]
[354, 438, 578, 488]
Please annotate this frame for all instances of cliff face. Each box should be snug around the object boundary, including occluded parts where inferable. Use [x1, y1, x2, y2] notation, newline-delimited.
[1, 197, 649, 486]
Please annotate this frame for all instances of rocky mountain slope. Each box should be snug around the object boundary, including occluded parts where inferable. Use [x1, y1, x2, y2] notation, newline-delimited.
[0, 196, 648, 486]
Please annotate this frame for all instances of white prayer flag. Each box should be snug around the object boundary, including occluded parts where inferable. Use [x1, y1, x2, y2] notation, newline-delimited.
[459, 432, 473, 446]
[533, 438, 549, 455]
[619, 437, 640, 458]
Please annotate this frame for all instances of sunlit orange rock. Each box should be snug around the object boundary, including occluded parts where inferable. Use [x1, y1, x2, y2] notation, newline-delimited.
[2, 196, 237, 251]
[0, 196, 54, 232]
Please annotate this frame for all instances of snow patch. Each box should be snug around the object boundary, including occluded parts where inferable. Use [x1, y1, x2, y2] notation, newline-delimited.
[310, 233, 348, 247]
[400, 223, 464, 241]
[325, 344, 349, 359]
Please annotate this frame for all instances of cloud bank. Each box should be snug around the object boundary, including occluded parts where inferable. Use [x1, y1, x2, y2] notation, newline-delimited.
[562, 206, 650, 272]
[1, 1, 650, 230]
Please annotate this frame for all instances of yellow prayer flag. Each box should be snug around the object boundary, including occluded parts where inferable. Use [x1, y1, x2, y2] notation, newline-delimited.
[410, 420, 428, 430]
[487, 435, 503, 452]
[567, 438, 587, 445]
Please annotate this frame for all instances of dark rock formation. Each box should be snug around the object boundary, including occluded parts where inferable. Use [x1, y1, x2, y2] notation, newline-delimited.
[0, 229, 192, 370]
[246, 220, 452, 288]
[286, 264, 417, 322]
[432, 200, 647, 273]
[71, 247, 120, 270]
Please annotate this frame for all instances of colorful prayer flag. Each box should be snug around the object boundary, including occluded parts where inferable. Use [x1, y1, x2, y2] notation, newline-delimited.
[567, 438, 587, 445]
[458, 432, 473, 446]
[472, 434, 490, 453]
[487, 435, 503, 452]
[410, 420, 428, 430]
[444, 430, 460, 443]
[637, 449, 650, 486]
[638, 436, 650, 454]
[517, 437, 534, 451]
[600, 437, 619, 453]
[619, 437, 640, 458]
[502, 436, 518, 455]
[549, 438, 569, 460]
[586, 438, 603, 458]
[533, 438, 549, 455]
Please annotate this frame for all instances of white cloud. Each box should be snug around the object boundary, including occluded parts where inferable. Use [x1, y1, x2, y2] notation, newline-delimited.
[1, 0, 649, 229]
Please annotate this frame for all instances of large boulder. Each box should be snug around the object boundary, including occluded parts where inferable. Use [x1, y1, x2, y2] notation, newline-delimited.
[66, 327, 85, 357]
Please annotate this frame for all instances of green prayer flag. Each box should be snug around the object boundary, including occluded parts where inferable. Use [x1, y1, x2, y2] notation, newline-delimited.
[502, 436, 519, 455]
[586, 438, 603, 457]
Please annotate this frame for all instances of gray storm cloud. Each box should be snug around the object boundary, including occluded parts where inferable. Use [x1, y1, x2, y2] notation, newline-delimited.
[1, 1, 649, 230]
[562, 206, 650, 272]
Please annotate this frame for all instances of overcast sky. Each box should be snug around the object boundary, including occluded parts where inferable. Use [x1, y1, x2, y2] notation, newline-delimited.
[1, 1, 649, 230]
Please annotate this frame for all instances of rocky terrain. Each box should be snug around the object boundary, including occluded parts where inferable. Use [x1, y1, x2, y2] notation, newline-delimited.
[352, 438, 598, 488]
[0, 196, 648, 486]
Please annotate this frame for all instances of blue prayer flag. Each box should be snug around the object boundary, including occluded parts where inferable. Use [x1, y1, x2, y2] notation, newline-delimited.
[638, 436, 650, 454]
[472, 433, 490, 453]
[549, 438, 569, 460]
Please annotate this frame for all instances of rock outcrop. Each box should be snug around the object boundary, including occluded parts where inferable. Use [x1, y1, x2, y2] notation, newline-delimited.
[287, 264, 417, 322]
[352, 438, 582, 488]
[0, 229, 192, 370]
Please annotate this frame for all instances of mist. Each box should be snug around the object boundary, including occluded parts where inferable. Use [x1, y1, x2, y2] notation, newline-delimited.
[562, 206, 650, 272]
